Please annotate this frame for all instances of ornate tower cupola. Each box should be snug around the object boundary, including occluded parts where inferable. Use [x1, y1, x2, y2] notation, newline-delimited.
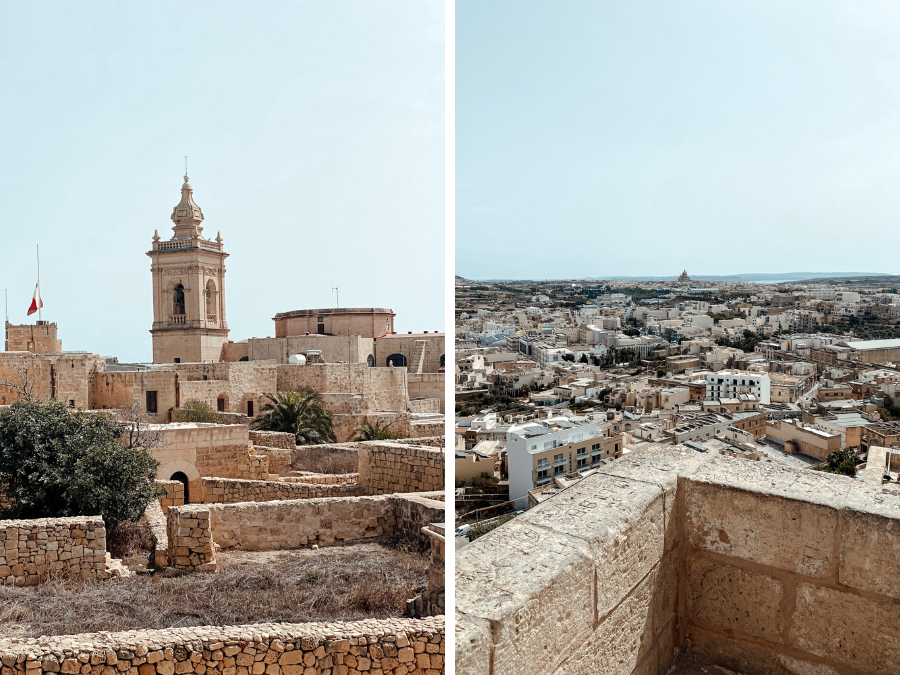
[147, 174, 230, 364]
[171, 174, 205, 239]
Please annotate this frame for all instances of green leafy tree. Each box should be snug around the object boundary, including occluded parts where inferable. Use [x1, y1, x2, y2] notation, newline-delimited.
[174, 399, 222, 423]
[354, 420, 402, 441]
[0, 399, 160, 530]
[253, 390, 336, 445]
[822, 448, 862, 477]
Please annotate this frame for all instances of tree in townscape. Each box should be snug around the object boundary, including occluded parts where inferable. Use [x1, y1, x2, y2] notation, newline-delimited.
[0, 399, 161, 530]
[253, 390, 337, 445]
[822, 448, 862, 478]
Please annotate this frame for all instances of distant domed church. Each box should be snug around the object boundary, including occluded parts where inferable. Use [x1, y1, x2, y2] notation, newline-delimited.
[677, 270, 691, 283]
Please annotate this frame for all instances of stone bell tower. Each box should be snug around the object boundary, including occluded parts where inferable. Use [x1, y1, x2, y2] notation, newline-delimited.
[147, 174, 229, 363]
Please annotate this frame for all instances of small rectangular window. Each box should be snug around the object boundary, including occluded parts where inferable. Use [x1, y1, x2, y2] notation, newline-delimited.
[146, 391, 158, 414]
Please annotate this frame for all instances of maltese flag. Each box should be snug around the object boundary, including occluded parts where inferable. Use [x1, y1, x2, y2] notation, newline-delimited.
[27, 283, 43, 316]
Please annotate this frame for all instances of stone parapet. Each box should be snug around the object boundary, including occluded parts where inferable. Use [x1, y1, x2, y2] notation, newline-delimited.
[201, 477, 361, 504]
[0, 515, 116, 586]
[0, 615, 444, 675]
[455, 442, 900, 675]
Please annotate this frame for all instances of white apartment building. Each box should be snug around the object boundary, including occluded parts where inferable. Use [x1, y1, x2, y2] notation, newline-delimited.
[706, 370, 771, 404]
[507, 417, 621, 507]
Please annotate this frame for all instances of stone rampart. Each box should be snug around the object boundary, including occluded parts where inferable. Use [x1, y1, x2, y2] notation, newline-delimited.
[455, 443, 900, 675]
[358, 442, 444, 495]
[201, 477, 361, 504]
[0, 516, 113, 585]
[0, 617, 445, 675]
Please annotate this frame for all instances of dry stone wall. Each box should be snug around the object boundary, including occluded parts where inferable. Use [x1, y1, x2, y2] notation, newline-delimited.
[0, 516, 115, 585]
[456, 443, 900, 675]
[0, 617, 445, 675]
[358, 442, 444, 495]
[166, 505, 216, 573]
[201, 478, 361, 504]
[155, 480, 185, 514]
[248, 431, 296, 450]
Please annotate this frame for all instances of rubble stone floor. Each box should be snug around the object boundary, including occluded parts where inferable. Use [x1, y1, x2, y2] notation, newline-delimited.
[666, 653, 744, 675]
[0, 543, 428, 638]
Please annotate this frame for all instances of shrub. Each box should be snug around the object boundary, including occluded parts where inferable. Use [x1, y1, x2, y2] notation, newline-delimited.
[354, 421, 402, 441]
[0, 399, 161, 530]
[173, 400, 222, 423]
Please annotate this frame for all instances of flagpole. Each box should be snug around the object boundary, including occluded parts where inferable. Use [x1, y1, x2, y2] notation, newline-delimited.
[36, 245, 41, 322]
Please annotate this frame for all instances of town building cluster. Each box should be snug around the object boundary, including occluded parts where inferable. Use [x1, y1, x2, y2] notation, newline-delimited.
[455, 274, 900, 512]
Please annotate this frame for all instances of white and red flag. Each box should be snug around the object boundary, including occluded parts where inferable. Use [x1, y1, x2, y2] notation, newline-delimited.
[27, 283, 43, 316]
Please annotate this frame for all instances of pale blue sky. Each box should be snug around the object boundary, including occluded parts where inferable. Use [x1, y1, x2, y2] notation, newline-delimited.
[457, 0, 900, 280]
[0, 1, 444, 362]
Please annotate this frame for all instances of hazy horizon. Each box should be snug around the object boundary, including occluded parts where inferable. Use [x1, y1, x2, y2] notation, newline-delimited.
[458, 0, 900, 280]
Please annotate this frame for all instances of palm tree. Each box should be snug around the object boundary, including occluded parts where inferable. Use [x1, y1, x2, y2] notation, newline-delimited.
[353, 420, 401, 441]
[253, 390, 336, 445]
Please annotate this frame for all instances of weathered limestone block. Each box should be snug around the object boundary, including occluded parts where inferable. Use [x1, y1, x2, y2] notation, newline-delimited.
[522, 472, 665, 618]
[688, 626, 841, 675]
[599, 442, 709, 551]
[456, 520, 594, 675]
[687, 555, 784, 642]
[790, 584, 900, 672]
[684, 457, 841, 577]
[839, 482, 900, 599]
[454, 613, 491, 675]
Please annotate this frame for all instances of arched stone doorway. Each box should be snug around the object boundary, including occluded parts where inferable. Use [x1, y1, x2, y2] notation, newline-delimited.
[170, 471, 190, 503]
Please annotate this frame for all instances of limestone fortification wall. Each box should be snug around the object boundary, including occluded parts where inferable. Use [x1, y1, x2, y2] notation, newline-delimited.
[248, 430, 296, 450]
[0, 516, 111, 585]
[201, 478, 361, 504]
[276, 363, 408, 413]
[0, 617, 445, 675]
[456, 444, 900, 675]
[357, 442, 444, 495]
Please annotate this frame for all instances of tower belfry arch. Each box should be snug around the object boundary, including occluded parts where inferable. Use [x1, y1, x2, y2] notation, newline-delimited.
[147, 174, 230, 363]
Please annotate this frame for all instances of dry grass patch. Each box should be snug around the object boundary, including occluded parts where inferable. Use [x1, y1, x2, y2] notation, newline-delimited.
[0, 543, 427, 638]
[291, 446, 358, 474]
